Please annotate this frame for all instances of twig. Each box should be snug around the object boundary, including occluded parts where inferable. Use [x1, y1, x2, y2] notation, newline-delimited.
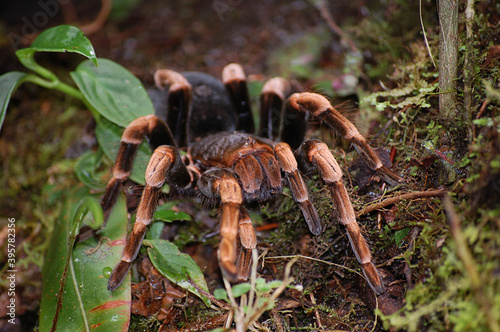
[79, 0, 113, 35]
[271, 306, 284, 332]
[419, 0, 437, 67]
[244, 257, 297, 330]
[443, 194, 500, 332]
[309, 293, 323, 330]
[265, 254, 363, 278]
[375, 105, 411, 140]
[314, 0, 359, 54]
[188, 280, 230, 310]
[475, 99, 489, 119]
[356, 189, 446, 217]
[403, 227, 419, 289]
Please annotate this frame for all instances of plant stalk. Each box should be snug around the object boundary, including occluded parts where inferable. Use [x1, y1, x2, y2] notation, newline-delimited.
[438, 0, 458, 120]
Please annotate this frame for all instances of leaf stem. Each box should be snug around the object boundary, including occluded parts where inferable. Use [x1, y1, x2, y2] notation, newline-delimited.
[24, 74, 83, 100]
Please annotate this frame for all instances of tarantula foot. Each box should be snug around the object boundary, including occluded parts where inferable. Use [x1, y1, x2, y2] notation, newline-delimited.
[361, 262, 386, 295]
[219, 257, 239, 282]
[377, 292, 404, 315]
[377, 165, 405, 186]
[375, 267, 404, 315]
[107, 260, 132, 291]
[236, 248, 253, 282]
[218, 243, 253, 283]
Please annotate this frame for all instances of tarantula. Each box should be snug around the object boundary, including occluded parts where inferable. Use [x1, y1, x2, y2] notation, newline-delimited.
[102, 63, 403, 303]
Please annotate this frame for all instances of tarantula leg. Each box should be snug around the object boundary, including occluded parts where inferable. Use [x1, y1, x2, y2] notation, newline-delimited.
[274, 142, 322, 235]
[259, 77, 299, 140]
[75, 115, 175, 243]
[295, 139, 385, 295]
[154, 69, 192, 148]
[238, 208, 257, 250]
[235, 208, 256, 281]
[280, 96, 308, 151]
[288, 92, 404, 186]
[236, 248, 253, 282]
[107, 146, 192, 291]
[222, 63, 255, 133]
[100, 115, 176, 223]
[198, 169, 243, 281]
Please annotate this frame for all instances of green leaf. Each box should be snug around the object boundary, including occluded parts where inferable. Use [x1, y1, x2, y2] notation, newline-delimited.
[213, 288, 229, 302]
[74, 150, 107, 191]
[257, 280, 283, 293]
[16, 25, 97, 82]
[146, 203, 190, 239]
[256, 296, 275, 311]
[154, 204, 191, 222]
[28, 25, 96, 63]
[473, 118, 494, 127]
[39, 188, 130, 331]
[146, 221, 165, 240]
[231, 283, 251, 297]
[254, 277, 266, 289]
[71, 58, 154, 127]
[95, 117, 150, 184]
[144, 239, 211, 307]
[395, 227, 410, 246]
[0, 71, 28, 131]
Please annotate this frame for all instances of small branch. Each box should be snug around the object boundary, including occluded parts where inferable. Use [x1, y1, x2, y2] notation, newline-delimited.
[442, 194, 479, 285]
[419, 0, 437, 67]
[356, 189, 446, 217]
[79, 0, 113, 35]
[315, 0, 359, 54]
[443, 194, 500, 332]
[403, 227, 419, 289]
[188, 280, 230, 310]
[309, 293, 323, 330]
[244, 259, 296, 328]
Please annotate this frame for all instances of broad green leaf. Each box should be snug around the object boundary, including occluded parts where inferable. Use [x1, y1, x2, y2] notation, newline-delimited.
[154, 204, 191, 222]
[95, 117, 150, 184]
[74, 150, 107, 191]
[0, 71, 28, 131]
[26, 25, 96, 63]
[144, 239, 211, 307]
[146, 203, 190, 239]
[71, 58, 154, 127]
[16, 25, 97, 80]
[39, 188, 130, 331]
[146, 221, 165, 240]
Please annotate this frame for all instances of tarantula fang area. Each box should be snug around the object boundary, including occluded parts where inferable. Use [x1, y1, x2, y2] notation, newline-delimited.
[99, 63, 404, 309]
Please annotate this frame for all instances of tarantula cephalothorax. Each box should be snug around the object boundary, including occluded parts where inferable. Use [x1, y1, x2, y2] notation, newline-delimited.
[102, 63, 404, 300]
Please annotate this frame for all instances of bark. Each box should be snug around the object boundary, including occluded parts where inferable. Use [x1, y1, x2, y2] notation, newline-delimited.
[438, 0, 459, 121]
[463, 0, 476, 130]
